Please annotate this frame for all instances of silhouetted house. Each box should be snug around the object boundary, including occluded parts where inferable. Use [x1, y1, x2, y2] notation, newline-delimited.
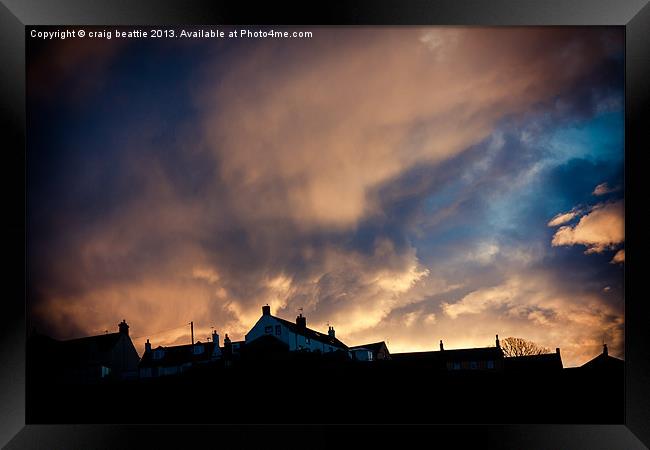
[139, 330, 222, 378]
[349, 341, 391, 361]
[222, 333, 244, 360]
[391, 337, 504, 372]
[244, 305, 348, 354]
[581, 344, 624, 371]
[504, 348, 563, 372]
[28, 320, 140, 384]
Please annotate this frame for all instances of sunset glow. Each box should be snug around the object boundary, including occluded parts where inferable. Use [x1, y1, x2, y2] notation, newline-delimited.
[28, 27, 624, 367]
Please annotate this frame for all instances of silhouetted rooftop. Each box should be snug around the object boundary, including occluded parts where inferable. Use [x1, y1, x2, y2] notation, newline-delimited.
[392, 346, 503, 361]
[581, 352, 624, 370]
[139, 341, 218, 368]
[28, 331, 131, 368]
[349, 341, 388, 353]
[271, 315, 348, 349]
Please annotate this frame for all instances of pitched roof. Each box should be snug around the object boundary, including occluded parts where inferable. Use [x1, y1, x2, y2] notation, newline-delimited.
[349, 341, 389, 354]
[139, 341, 218, 368]
[27, 331, 134, 371]
[61, 333, 123, 353]
[581, 352, 624, 370]
[391, 347, 503, 362]
[272, 315, 348, 349]
[46, 333, 126, 366]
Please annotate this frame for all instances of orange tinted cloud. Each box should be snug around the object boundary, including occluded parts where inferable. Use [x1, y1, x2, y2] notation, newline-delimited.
[593, 182, 619, 196]
[199, 28, 621, 230]
[551, 201, 624, 253]
[610, 249, 625, 264]
[28, 28, 623, 365]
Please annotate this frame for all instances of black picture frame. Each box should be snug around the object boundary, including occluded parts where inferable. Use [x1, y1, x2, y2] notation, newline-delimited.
[2, 0, 648, 448]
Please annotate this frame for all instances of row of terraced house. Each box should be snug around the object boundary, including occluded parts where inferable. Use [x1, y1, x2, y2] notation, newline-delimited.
[27, 305, 622, 384]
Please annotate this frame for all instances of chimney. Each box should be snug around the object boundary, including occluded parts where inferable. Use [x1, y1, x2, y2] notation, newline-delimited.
[603, 343, 608, 356]
[328, 326, 335, 338]
[223, 333, 232, 358]
[556, 347, 560, 355]
[212, 330, 220, 347]
[145, 339, 152, 353]
[495, 334, 500, 349]
[262, 304, 271, 316]
[440, 340, 444, 351]
[296, 313, 306, 329]
[118, 319, 129, 336]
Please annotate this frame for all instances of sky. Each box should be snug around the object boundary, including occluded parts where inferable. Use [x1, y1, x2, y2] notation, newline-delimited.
[27, 27, 624, 367]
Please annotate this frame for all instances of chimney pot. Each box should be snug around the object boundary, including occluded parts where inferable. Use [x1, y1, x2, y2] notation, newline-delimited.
[556, 347, 560, 355]
[440, 340, 444, 351]
[145, 338, 151, 353]
[495, 334, 500, 349]
[118, 320, 129, 336]
[296, 314, 306, 329]
[603, 343, 608, 356]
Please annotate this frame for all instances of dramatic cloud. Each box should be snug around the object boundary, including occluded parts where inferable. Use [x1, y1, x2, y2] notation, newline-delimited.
[551, 200, 624, 253]
[593, 182, 619, 196]
[440, 272, 623, 365]
[199, 27, 622, 230]
[548, 210, 580, 227]
[27, 27, 624, 366]
[611, 249, 625, 264]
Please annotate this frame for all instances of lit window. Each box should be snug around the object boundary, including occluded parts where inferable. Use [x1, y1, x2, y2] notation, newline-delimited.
[306, 338, 310, 344]
[275, 325, 281, 335]
[452, 362, 461, 370]
[487, 360, 494, 369]
[470, 361, 478, 369]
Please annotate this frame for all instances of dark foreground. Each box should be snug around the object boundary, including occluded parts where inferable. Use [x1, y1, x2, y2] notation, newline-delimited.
[27, 358, 623, 424]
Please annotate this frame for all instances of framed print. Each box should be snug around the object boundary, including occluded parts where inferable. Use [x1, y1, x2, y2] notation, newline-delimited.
[1, 0, 649, 448]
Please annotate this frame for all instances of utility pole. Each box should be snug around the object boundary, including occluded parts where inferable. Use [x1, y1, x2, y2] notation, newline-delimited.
[190, 321, 194, 345]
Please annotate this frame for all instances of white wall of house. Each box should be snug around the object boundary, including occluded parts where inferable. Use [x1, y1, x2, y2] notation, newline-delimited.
[245, 315, 281, 343]
[245, 315, 345, 353]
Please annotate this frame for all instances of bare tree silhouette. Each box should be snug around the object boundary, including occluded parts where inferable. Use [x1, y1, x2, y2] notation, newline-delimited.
[500, 337, 550, 357]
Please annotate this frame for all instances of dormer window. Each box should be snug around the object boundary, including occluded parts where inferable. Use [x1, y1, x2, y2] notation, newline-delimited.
[193, 345, 204, 355]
